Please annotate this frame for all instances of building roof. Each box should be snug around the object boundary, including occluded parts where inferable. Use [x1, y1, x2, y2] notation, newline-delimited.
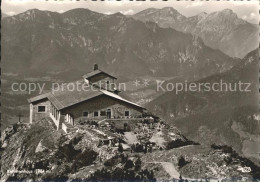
[83, 69, 117, 80]
[28, 79, 144, 110]
[28, 93, 50, 103]
[47, 79, 103, 110]
[100, 90, 144, 109]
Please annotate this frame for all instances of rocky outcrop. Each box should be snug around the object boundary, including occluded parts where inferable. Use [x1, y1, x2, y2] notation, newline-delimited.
[2, 116, 259, 181]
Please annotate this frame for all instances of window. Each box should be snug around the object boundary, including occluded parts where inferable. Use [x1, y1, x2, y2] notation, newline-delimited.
[83, 112, 88, 117]
[100, 110, 106, 116]
[94, 111, 99, 117]
[125, 111, 130, 117]
[107, 109, 112, 118]
[105, 81, 110, 90]
[38, 106, 46, 113]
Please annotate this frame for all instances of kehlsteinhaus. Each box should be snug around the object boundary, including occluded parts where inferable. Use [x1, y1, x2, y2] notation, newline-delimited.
[28, 64, 145, 132]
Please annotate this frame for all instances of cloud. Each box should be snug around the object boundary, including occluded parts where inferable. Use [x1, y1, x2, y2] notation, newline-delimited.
[186, 1, 204, 8]
[103, 0, 125, 7]
[246, 12, 258, 23]
[6, 11, 16, 16]
[250, 13, 256, 18]
[104, 12, 112, 15]
[4, 0, 77, 5]
[227, 0, 258, 6]
[4, 0, 30, 5]
[242, 13, 257, 23]
[242, 15, 247, 20]
[120, 9, 134, 15]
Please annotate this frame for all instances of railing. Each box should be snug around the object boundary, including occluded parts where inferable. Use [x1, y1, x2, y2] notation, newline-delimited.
[106, 118, 144, 121]
[62, 123, 68, 133]
[50, 113, 60, 130]
[105, 118, 154, 122]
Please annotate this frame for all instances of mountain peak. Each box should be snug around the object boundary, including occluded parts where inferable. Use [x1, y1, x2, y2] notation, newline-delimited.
[196, 12, 208, 19]
[62, 8, 99, 16]
[133, 8, 158, 18]
[133, 7, 185, 21]
[13, 9, 47, 21]
[160, 7, 181, 15]
[22, 8, 41, 15]
[213, 8, 238, 19]
[221, 9, 234, 15]
[161, 7, 176, 11]
[209, 8, 247, 26]
[26, 8, 41, 13]
[113, 12, 125, 17]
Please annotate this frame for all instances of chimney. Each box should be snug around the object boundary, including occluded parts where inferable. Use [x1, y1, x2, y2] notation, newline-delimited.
[93, 64, 98, 71]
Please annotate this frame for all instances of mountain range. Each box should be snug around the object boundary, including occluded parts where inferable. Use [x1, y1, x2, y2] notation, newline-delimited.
[133, 7, 258, 58]
[146, 49, 260, 162]
[1, 13, 9, 18]
[2, 8, 237, 81]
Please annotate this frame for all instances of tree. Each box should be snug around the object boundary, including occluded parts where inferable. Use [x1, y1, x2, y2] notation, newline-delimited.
[178, 156, 189, 168]
[124, 160, 134, 169]
[118, 143, 123, 153]
[179, 174, 183, 182]
[135, 157, 142, 171]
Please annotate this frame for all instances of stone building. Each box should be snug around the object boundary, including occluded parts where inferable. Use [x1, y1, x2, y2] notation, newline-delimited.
[28, 64, 145, 132]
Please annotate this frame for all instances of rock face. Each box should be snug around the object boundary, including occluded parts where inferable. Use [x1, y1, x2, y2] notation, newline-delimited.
[0, 118, 178, 180]
[0, 119, 109, 181]
[1, 114, 260, 180]
[2, 8, 236, 81]
[146, 49, 260, 162]
[133, 8, 258, 58]
[142, 144, 260, 180]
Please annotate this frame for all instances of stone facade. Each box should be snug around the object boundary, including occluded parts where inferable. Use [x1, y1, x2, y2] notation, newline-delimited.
[31, 99, 51, 123]
[89, 73, 116, 91]
[60, 95, 143, 124]
[88, 72, 115, 84]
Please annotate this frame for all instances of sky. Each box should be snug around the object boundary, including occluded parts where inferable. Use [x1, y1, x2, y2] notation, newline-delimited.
[2, 0, 259, 24]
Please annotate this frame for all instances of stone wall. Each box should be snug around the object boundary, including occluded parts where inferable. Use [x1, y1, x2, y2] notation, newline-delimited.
[60, 95, 143, 124]
[89, 73, 115, 84]
[89, 73, 116, 90]
[32, 99, 51, 122]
